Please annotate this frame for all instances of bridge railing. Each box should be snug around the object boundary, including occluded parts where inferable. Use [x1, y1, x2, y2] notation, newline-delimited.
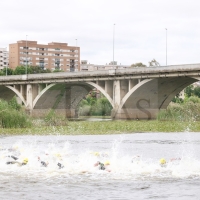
[0, 63, 200, 83]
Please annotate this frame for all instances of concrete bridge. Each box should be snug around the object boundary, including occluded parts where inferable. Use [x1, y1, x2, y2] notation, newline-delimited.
[0, 63, 200, 119]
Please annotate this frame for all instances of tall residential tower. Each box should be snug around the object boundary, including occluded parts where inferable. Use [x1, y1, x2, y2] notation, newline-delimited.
[9, 40, 80, 71]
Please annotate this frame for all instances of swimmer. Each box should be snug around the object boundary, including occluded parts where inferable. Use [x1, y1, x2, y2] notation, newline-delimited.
[159, 158, 167, 167]
[6, 157, 28, 166]
[57, 162, 64, 169]
[38, 156, 64, 169]
[7, 155, 18, 160]
[6, 155, 19, 164]
[38, 156, 49, 167]
[94, 161, 111, 172]
[159, 157, 181, 167]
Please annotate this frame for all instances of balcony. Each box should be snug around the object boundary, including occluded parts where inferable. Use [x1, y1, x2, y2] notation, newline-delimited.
[39, 63, 45, 68]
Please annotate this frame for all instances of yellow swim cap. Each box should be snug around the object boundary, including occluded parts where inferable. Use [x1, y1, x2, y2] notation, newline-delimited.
[23, 158, 28, 164]
[104, 161, 110, 165]
[159, 158, 166, 165]
[94, 152, 100, 156]
[55, 153, 61, 158]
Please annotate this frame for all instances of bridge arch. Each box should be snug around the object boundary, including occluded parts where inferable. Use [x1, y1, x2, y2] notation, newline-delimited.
[117, 77, 198, 114]
[158, 77, 198, 109]
[118, 79, 151, 111]
[6, 86, 27, 106]
[33, 83, 56, 108]
[33, 81, 114, 110]
[85, 82, 114, 107]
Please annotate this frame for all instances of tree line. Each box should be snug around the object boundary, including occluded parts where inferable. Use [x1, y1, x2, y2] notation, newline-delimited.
[131, 59, 160, 68]
[0, 66, 63, 76]
[172, 85, 200, 103]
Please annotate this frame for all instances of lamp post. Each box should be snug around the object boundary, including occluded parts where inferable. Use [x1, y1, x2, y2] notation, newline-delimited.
[5, 47, 7, 76]
[113, 23, 115, 65]
[165, 28, 167, 66]
[26, 35, 28, 75]
[76, 39, 77, 70]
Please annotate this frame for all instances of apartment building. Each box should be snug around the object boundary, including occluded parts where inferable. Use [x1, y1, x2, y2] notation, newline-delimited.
[0, 47, 9, 70]
[80, 60, 130, 71]
[9, 40, 80, 71]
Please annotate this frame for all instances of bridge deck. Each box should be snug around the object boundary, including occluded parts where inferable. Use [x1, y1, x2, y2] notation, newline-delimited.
[0, 63, 200, 85]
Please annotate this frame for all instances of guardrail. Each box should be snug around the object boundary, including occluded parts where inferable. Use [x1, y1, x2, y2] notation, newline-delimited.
[0, 63, 200, 85]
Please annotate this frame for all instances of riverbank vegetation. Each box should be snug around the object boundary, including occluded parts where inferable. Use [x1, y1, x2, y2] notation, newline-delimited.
[0, 120, 199, 135]
[157, 86, 200, 121]
[78, 93, 112, 116]
[0, 97, 32, 128]
[1, 85, 200, 134]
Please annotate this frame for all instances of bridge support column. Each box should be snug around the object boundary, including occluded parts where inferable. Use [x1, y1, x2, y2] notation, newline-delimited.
[26, 84, 33, 115]
[111, 80, 121, 118]
[65, 86, 76, 118]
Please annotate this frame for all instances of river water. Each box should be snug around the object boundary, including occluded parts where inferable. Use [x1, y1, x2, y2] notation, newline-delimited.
[1, 132, 200, 200]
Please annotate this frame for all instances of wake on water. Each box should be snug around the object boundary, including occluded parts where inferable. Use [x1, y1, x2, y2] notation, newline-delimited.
[1, 134, 200, 181]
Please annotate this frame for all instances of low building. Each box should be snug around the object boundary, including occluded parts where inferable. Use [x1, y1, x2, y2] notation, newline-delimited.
[9, 40, 80, 71]
[80, 60, 130, 71]
[0, 47, 9, 70]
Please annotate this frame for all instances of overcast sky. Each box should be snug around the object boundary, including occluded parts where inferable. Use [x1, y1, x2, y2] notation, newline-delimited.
[1, 0, 200, 66]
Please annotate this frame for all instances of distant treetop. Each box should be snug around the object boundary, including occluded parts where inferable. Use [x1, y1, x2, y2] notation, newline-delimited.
[131, 62, 146, 68]
[149, 59, 160, 67]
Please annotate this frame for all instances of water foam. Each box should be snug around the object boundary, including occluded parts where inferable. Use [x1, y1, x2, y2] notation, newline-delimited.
[1, 136, 200, 181]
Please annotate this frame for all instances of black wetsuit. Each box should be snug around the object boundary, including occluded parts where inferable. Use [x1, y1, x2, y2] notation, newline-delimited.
[57, 162, 64, 169]
[98, 162, 105, 170]
[6, 155, 19, 164]
[41, 161, 48, 167]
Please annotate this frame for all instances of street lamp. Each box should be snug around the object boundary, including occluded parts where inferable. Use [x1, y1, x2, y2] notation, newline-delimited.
[165, 28, 167, 66]
[76, 39, 77, 70]
[26, 35, 28, 74]
[113, 23, 115, 65]
[5, 47, 7, 76]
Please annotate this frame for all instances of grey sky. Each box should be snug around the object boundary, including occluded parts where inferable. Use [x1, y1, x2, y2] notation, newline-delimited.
[1, 0, 200, 66]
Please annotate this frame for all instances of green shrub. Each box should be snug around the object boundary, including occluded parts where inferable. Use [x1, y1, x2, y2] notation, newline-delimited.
[8, 96, 21, 110]
[78, 96, 112, 116]
[185, 96, 200, 104]
[44, 109, 67, 126]
[0, 98, 32, 128]
[157, 101, 200, 121]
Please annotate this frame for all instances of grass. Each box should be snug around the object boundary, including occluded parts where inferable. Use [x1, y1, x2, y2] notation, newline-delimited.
[0, 120, 200, 135]
[1, 99, 200, 135]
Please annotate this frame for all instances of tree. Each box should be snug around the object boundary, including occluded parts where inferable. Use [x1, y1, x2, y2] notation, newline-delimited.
[2, 67, 13, 75]
[13, 66, 32, 75]
[53, 69, 64, 73]
[0, 67, 14, 76]
[13, 65, 52, 75]
[29, 66, 51, 74]
[184, 85, 194, 97]
[193, 86, 200, 98]
[131, 62, 146, 68]
[149, 59, 160, 67]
